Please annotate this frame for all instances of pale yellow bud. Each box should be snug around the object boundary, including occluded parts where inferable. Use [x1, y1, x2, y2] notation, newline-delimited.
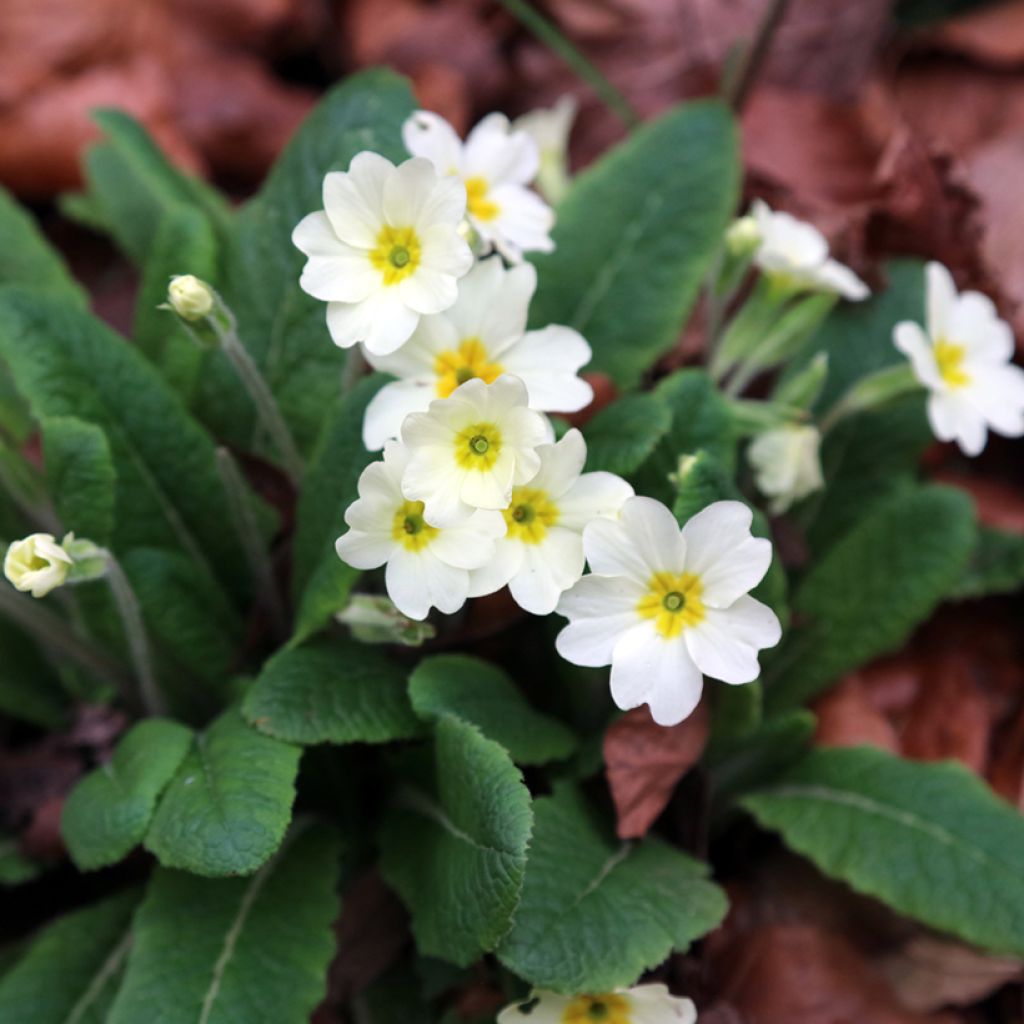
[748, 425, 824, 515]
[4, 533, 73, 598]
[725, 215, 761, 256]
[167, 275, 215, 321]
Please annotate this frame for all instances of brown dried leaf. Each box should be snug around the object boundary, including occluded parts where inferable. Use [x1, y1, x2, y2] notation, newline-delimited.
[813, 674, 901, 753]
[918, 0, 1024, 69]
[603, 702, 709, 840]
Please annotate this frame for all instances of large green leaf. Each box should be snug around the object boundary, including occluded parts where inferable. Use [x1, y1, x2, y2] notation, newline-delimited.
[62, 718, 193, 871]
[290, 375, 384, 645]
[0, 289, 256, 600]
[766, 484, 976, 710]
[0, 889, 139, 1023]
[497, 786, 727, 993]
[742, 746, 1024, 957]
[41, 416, 116, 544]
[0, 620, 68, 729]
[378, 716, 533, 966]
[528, 102, 738, 386]
[108, 822, 340, 1024]
[224, 70, 415, 453]
[145, 708, 301, 877]
[408, 654, 576, 765]
[244, 637, 421, 745]
[581, 394, 673, 477]
[951, 527, 1024, 600]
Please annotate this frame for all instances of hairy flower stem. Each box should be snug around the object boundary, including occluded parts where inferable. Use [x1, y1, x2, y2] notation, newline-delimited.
[102, 552, 167, 718]
[215, 447, 286, 639]
[210, 314, 304, 487]
[0, 584, 132, 698]
[341, 345, 368, 395]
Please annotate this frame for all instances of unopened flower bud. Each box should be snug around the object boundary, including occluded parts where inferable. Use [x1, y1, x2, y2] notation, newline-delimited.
[748, 424, 824, 515]
[4, 533, 73, 598]
[725, 215, 761, 257]
[167, 275, 215, 321]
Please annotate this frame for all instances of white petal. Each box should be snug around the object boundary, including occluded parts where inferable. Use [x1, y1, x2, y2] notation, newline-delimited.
[362, 381, 435, 451]
[926, 261, 957, 340]
[927, 391, 987, 455]
[508, 528, 585, 615]
[684, 595, 781, 684]
[417, 224, 474, 278]
[483, 184, 555, 260]
[610, 623, 704, 725]
[497, 993, 572, 1024]
[467, 538, 524, 598]
[398, 268, 459, 316]
[323, 154, 391, 248]
[334, 529, 393, 570]
[585, 497, 685, 582]
[680, 501, 771, 607]
[292, 212, 377, 303]
[366, 314, 457, 377]
[527, 429, 586, 497]
[555, 574, 644, 667]
[460, 459, 514, 510]
[385, 548, 469, 619]
[430, 515, 502, 570]
[500, 325, 593, 412]
[383, 158, 466, 229]
[627, 985, 698, 1024]
[464, 112, 539, 185]
[446, 257, 535, 350]
[402, 111, 465, 176]
[893, 320, 941, 389]
[557, 472, 635, 530]
[815, 259, 869, 300]
[972, 363, 1024, 437]
[325, 290, 419, 354]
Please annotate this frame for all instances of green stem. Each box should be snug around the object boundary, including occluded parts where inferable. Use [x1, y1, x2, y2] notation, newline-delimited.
[722, 0, 792, 112]
[819, 364, 922, 434]
[215, 448, 286, 639]
[102, 552, 166, 717]
[211, 316, 304, 487]
[495, 0, 640, 128]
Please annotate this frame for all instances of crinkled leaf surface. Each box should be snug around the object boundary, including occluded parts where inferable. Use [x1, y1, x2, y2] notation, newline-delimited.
[581, 394, 673, 477]
[408, 654, 576, 765]
[950, 527, 1024, 600]
[41, 416, 116, 544]
[244, 637, 421, 745]
[496, 785, 727, 992]
[109, 822, 341, 1024]
[742, 746, 1024, 957]
[145, 709, 300, 877]
[378, 716, 533, 966]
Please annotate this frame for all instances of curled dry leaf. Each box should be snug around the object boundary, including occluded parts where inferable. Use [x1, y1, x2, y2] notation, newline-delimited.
[813, 674, 901, 753]
[603, 702, 709, 840]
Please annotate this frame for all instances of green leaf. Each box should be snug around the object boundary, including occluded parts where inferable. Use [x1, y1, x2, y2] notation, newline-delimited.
[581, 394, 672, 476]
[108, 822, 340, 1024]
[0, 620, 68, 729]
[79, 110, 228, 265]
[741, 746, 1024, 958]
[145, 708, 301, 877]
[0, 186, 84, 303]
[766, 484, 976, 710]
[950, 527, 1024, 600]
[0, 889, 139, 1023]
[379, 716, 533, 966]
[244, 637, 421, 745]
[497, 785, 727, 992]
[41, 416, 116, 544]
[528, 101, 738, 386]
[408, 654, 576, 765]
[290, 375, 384, 645]
[0, 832, 42, 886]
[62, 718, 193, 871]
[224, 70, 416, 453]
[0, 289, 255, 601]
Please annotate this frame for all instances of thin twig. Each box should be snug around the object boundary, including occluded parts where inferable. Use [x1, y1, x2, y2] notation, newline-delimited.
[723, 0, 792, 113]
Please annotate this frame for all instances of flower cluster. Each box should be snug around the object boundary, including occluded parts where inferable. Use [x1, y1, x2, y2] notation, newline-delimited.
[498, 984, 697, 1024]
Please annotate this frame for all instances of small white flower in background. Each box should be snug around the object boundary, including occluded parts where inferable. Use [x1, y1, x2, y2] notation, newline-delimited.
[468, 429, 633, 615]
[514, 95, 577, 205]
[334, 441, 504, 621]
[4, 534, 73, 598]
[747, 423, 824, 515]
[497, 984, 697, 1024]
[292, 152, 473, 355]
[894, 261, 1024, 456]
[167, 274, 214, 321]
[401, 374, 551, 527]
[556, 498, 781, 726]
[361, 256, 593, 450]
[403, 110, 555, 263]
[749, 199, 869, 301]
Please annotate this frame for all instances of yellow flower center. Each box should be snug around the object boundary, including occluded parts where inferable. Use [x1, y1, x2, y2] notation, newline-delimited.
[369, 225, 422, 285]
[503, 486, 559, 544]
[391, 500, 438, 552]
[465, 176, 500, 222]
[454, 421, 502, 470]
[434, 338, 504, 398]
[637, 571, 706, 639]
[562, 994, 632, 1024]
[934, 339, 970, 389]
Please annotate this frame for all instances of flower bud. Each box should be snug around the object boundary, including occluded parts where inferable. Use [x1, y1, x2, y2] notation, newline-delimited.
[4, 533, 73, 598]
[167, 275, 215, 321]
[748, 424, 824, 515]
[725, 214, 761, 257]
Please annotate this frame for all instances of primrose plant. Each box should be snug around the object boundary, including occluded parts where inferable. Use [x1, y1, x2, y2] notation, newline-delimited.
[1, 68, 1024, 1024]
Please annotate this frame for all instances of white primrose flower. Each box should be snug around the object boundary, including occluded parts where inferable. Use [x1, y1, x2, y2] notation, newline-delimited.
[4, 533, 73, 598]
[468, 429, 633, 615]
[334, 441, 504, 621]
[403, 110, 555, 262]
[750, 199, 869, 301]
[498, 984, 697, 1024]
[747, 423, 824, 514]
[894, 261, 1024, 456]
[401, 375, 551, 528]
[292, 152, 473, 355]
[514, 95, 577, 204]
[361, 256, 593, 450]
[556, 498, 781, 726]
